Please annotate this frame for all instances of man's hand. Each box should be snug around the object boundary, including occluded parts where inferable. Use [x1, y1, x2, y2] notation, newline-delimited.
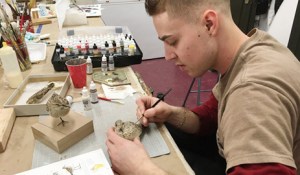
[106, 128, 164, 175]
[136, 96, 174, 127]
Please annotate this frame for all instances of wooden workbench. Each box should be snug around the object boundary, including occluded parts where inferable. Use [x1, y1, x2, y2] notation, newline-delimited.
[0, 17, 194, 175]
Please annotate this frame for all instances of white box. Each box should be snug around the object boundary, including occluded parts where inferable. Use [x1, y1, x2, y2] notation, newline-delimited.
[27, 43, 47, 63]
[4, 74, 70, 116]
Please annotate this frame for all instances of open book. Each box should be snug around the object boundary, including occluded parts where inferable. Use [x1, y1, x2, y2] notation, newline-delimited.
[17, 149, 113, 175]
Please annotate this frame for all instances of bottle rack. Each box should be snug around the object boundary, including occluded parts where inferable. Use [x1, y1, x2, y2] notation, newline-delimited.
[51, 26, 143, 72]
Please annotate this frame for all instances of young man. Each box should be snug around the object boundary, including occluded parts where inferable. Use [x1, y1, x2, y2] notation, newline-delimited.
[106, 0, 300, 174]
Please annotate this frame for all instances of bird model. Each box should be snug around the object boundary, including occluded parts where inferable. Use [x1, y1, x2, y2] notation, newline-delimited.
[26, 82, 55, 104]
[46, 93, 70, 126]
[114, 120, 142, 141]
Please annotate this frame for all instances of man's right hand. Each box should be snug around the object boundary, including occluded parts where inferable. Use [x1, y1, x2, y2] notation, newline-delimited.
[136, 96, 174, 127]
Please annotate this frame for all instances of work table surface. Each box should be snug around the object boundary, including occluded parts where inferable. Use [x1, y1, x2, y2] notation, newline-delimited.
[0, 17, 194, 175]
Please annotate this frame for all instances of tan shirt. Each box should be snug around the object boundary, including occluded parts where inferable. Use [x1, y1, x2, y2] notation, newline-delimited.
[213, 29, 300, 174]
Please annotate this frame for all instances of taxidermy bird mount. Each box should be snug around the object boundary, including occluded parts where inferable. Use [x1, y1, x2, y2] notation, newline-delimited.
[46, 93, 71, 126]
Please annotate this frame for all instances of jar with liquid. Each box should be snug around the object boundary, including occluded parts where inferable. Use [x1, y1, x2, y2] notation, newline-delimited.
[0, 42, 23, 88]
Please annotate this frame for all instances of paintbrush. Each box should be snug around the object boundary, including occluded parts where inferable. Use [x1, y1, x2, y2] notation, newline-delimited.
[135, 88, 172, 124]
[5, 0, 19, 16]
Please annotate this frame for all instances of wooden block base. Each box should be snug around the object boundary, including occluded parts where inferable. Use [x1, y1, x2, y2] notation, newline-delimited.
[0, 108, 16, 153]
[31, 111, 94, 153]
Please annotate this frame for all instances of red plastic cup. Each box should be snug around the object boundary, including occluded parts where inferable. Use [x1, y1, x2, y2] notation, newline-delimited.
[65, 59, 87, 88]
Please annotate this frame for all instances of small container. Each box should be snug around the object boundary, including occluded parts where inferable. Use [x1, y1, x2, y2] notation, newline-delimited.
[101, 55, 108, 74]
[89, 81, 99, 104]
[112, 40, 117, 53]
[81, 43, 87, 55]
[0, 42, 23, 88]
[120, 39, 124, 54]
[92, 43, 99, 55]
[104, 41, 109, 54]
[108, 54, 115, 71]
[128, 44, 135, 56]
[82, 86, 92, 111]
[59, 45, 66, 59]
[86, 56, 93, 75]
[55, 43, 60, 54]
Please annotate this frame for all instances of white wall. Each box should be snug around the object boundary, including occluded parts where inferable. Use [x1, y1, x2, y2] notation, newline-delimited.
[101, 1, 164, 60]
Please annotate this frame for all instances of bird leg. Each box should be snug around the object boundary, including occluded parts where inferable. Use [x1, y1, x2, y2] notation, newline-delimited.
[57, 117, 68, 127]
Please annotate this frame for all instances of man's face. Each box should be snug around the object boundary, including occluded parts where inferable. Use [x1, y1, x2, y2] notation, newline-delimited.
[152, 12, 217, 77]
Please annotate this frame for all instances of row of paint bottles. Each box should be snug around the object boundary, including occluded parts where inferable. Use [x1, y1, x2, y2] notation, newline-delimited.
[86, 54, 115, 76]
[57, 37, 137, 58]
[0, 42, 23, 88]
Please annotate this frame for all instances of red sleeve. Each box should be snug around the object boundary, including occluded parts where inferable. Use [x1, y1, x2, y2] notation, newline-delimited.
[228, 163, 296, 175]
[191, 93, 218, 136]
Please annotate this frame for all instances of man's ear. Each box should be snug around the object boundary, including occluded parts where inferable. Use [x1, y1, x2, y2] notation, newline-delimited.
[203, 10, 218, 36]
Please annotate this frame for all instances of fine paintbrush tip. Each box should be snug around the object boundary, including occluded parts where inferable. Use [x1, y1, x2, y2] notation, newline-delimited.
[136, 88, 172, 123]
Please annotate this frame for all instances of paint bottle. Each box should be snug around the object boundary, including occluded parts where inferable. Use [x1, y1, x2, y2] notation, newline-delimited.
[120, 38, 124, 54]
[59, 45, 66, 59]
[55, 43, 60, 55]
[85, 40, 89, 54]
[104, 41, 109, 54]
[112, 40, 117, 53]
[81, 43, 87, 55]
[116, 42, 121, 53]
[92, 43, 99, 56]
[82, 86, 92, 111]
[72, 43, 79, 55]
[77, 41, 82, 54]
[89, 81, 99, 104]
[128, 44, 135, 56]
[86, 56, 93, 75]
[108, 54, 115, 71]
[88, 43, 93, 55]
[101, 55, 108, 74]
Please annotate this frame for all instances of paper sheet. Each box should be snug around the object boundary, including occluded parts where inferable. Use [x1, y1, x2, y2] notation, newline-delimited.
[101, 84, 136, 99]
[32, 94, 170, 168]
[19, 149, 113, 175]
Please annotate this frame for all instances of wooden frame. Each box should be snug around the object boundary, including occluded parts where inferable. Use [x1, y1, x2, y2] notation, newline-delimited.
[0, 108, 16, 153]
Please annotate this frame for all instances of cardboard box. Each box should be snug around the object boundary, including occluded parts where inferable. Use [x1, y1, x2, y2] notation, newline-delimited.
[3, 74, 70, 116]
[0, 108, 16, 152]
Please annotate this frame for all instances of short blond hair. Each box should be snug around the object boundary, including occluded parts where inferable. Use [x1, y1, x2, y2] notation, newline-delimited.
[145, 0, 231, 22]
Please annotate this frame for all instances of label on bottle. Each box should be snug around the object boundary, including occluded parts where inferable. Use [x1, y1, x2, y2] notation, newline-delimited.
[101, 63, 108, 72]
[108, 62, 114, 71]
[90, 89, 99, 103]
[82, 98, 92, 111]
[87, 63, 93, 75]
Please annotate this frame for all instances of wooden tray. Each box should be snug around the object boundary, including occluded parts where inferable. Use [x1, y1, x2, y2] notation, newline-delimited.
[3, 74, 70, 116]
